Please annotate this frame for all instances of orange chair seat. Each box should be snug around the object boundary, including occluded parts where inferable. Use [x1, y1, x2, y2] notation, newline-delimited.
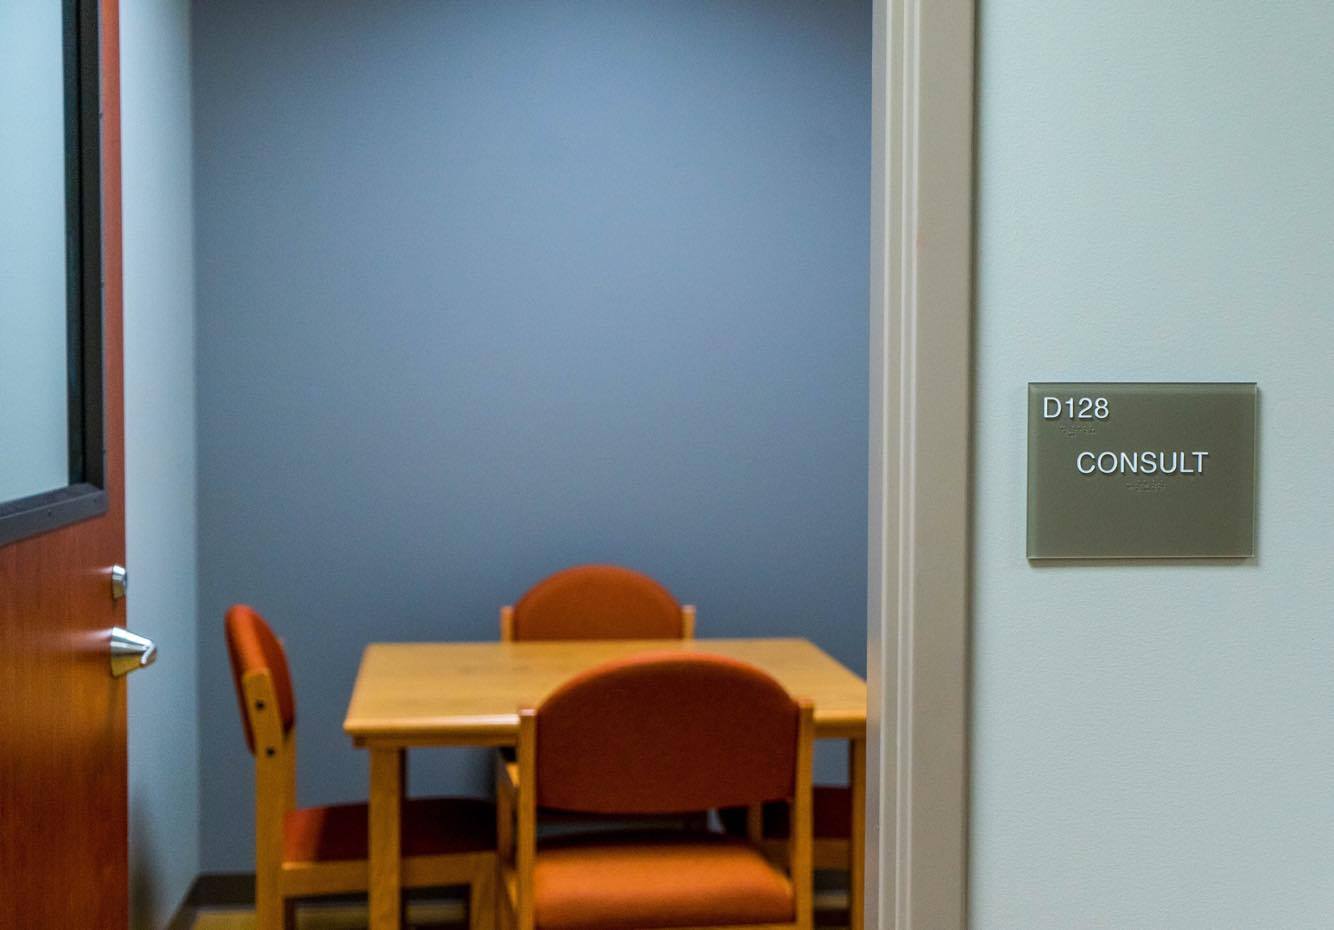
[719, 785, 852, 841]
[283, 796, 495, 863]
[532, 830, 793, 930]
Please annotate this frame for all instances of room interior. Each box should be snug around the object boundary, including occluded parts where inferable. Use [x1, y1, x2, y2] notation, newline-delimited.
[5, 1, 1333, 929]
[121, 1, 873, 927]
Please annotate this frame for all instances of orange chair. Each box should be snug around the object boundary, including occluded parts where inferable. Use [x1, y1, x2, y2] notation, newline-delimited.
[495, 652, 814, 930]
[225, 604, 497, 930]
[500, 564, 695, 641]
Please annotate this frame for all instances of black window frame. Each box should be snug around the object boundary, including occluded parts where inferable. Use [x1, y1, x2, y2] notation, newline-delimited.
[0, 0, 106, 548]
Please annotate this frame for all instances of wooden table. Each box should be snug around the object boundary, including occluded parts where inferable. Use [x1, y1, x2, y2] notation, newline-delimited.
[344, 638, 868, 930]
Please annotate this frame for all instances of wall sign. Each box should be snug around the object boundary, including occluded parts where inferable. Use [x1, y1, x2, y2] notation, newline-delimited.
[1027, 382, 1257, 559]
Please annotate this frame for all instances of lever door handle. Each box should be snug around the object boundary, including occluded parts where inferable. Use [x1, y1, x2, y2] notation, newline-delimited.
[110, 627, 157, 677]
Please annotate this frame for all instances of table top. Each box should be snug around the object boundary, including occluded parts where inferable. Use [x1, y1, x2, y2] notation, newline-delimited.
[343, 637, 867, 747]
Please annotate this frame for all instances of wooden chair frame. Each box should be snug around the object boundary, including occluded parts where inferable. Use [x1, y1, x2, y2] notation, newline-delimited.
[499, 603, 696, 641]
[495, 698, 815, 930]
[753, 830, 851, 872]
[747, 786, 854, 871]
[240, 667, 496, 930]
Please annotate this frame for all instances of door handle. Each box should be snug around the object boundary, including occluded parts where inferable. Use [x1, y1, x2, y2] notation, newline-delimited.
[110, 627, 157, 677]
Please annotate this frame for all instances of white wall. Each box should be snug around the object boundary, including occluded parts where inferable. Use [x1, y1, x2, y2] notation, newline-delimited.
[121, 1, 200, 926]
[972, 2, 1334, 928]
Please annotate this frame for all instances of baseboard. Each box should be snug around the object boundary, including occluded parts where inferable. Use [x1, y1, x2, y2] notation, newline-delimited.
[163, 872, 253, 930]
[163, 899, 199, 930]
[163, 871, 476, 928]
[190, 872, 257, 906]
[166, 871, 846, 928]
[162, 882, 195, 930]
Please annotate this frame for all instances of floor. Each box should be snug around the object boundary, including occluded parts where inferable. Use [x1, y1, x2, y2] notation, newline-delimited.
[192, 901, 464, 930]
[191, 892, 851, 930]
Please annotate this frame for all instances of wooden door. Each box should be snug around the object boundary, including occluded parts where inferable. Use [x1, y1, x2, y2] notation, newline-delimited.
[0, 2, 127, 927]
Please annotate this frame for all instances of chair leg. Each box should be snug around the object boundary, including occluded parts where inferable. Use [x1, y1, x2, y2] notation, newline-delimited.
[495, 866, 513, 930]
[469, 861, 496, 930]
[283, 898, 297, 930]
[254, 872, 284, 930]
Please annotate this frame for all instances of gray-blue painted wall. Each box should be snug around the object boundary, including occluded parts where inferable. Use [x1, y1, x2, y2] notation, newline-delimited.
[123, 0, 199, 923]
[195, 0, 870, 870]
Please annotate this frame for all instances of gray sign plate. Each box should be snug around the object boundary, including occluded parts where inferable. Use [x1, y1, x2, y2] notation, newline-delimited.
[1027, 383, 1257, 559]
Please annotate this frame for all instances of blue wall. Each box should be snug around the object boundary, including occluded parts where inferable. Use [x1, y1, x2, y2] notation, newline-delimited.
[195, 0, 870, 870]
[123, 0, 200, 924]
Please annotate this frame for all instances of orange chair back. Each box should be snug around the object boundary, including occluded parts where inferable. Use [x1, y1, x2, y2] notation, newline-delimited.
[508, 564, 686, 641]
[224, 604, 296, 753]
[534, 652, 798, 814]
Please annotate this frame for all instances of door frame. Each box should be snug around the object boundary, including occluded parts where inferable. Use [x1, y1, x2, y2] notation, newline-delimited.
[866, 0, 975, 927]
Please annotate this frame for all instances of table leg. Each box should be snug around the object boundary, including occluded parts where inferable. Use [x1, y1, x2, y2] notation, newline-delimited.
[369, 747, 403, 930]
[849, 737, 866, 930]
